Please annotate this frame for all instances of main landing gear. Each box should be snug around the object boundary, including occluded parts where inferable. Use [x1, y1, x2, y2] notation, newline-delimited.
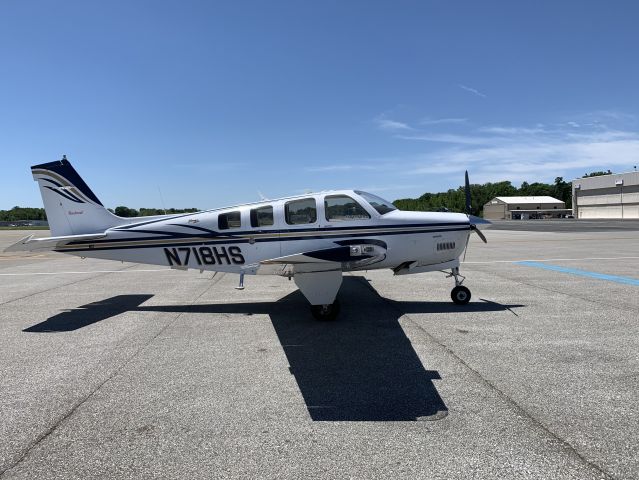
[310, 299, 341, 321]
[448, 267, 471, 305]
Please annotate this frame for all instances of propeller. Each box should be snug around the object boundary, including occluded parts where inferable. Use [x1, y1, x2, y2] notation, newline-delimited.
[462, 170, 488, 261]
[465, 170, 471, 215]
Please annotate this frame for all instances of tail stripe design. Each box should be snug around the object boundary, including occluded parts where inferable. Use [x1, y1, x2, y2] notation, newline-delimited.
[43, 185, 85, 203]
[40, 177, 64, 188]
[32, 171, 101, 206]
[31, 161, 103, 206]
[38, 177, 86, 203]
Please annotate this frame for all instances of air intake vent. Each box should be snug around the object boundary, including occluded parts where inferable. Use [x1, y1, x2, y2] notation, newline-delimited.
[437, 242, 456, 251]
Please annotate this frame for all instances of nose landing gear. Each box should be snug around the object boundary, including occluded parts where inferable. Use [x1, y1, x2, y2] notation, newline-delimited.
[448, 267, 471, 305]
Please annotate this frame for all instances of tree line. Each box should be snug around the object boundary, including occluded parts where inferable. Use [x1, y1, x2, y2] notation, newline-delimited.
[0, 206, 199, 221]
[109, 207, 199, 217]
[0, 207, 48, 221]
[393, 177, 573, 216]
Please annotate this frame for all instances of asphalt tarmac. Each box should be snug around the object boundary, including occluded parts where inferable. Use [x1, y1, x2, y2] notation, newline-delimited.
[0, 224, 637, 479]
[489, 218, 639, 232]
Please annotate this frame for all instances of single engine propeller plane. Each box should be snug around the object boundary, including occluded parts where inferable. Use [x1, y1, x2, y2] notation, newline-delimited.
[6, 157, 489, 320]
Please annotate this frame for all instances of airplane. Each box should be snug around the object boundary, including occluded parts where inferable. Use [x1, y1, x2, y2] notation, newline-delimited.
[6, 157, 489, 320]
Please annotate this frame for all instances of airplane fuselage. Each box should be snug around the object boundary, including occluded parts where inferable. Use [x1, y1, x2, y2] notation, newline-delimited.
[53, 190, 471, 276]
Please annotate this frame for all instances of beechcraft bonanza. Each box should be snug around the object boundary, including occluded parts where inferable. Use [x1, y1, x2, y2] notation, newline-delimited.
[7, 157, 489, 320]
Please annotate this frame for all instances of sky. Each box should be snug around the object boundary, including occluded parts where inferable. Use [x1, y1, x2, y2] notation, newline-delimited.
[2, 0, 639, 210]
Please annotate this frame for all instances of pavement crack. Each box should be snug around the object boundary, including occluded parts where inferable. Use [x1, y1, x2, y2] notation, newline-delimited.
[0, 273, 224, 478]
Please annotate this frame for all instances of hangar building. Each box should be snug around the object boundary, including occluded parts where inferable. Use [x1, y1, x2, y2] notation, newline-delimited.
[483, 196, 569, 220]
[572, 171, 639, 219]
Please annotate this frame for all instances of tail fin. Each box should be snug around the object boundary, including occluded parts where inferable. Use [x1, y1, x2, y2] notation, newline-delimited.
[31, 157, 125, 236]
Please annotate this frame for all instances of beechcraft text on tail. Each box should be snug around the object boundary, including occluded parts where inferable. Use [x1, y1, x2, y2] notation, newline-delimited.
[6, 157, 489, 320]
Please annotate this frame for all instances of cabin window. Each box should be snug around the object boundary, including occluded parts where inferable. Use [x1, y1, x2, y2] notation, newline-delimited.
[285, 198, 317, 225]
[218, 211, 241, 230]
[354, 191, 397, 215]
[250, 205, 274, 227]
[324, 195, 370, 221]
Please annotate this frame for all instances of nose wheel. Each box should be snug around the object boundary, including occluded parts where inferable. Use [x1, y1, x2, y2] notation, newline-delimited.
[446, 266, 472, 305]
[451, 285, 471, 305]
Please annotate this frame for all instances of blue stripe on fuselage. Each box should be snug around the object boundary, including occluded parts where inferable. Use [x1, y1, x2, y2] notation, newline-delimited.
[58, 225, 470, 252]
[78, 222, 469, 244]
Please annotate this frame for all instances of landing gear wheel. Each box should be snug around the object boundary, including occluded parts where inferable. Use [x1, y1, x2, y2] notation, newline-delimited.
[310, 299, 341, 321]
[451, 286, 471, 305]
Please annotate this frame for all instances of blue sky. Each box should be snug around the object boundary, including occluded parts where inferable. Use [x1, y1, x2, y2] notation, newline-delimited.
[2, 1, 639, 210]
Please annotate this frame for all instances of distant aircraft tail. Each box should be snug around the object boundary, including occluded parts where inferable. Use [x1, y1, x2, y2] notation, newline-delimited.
[31, 157, 126, 236]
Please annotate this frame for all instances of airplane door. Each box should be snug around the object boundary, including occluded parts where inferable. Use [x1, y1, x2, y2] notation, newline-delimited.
[243, 204, 281, 266]
[279, 197, 322, 258]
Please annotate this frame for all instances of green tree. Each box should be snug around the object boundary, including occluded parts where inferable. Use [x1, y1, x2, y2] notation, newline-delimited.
[114, 206, 139, 217]
[583, 170, 612, 177]
[393, 177, 572, 216]
[0, 206, 47, 221]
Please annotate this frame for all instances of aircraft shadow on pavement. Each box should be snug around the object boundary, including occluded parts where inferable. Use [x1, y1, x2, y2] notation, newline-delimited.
[22, 278, 523, 421]
[137, 277, 522, 422]
[23, 294, 154, 332]
[394, 298, 524, 315]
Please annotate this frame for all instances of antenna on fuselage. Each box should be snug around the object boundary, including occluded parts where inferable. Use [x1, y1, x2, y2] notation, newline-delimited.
[158, 186, 167, 215]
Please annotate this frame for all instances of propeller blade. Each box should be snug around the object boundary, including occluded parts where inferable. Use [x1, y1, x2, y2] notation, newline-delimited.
[463, 231, 471, 261]
[464, 170, 471, 215]
[470, 224, 488, 243]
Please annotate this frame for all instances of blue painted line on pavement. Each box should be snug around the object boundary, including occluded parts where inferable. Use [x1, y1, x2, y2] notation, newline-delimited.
[516, 261, 639, 287]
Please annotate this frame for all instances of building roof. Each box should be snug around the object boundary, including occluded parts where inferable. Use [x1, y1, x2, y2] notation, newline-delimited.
[492, 196, 564, 204]
[573, 171, 639, 189]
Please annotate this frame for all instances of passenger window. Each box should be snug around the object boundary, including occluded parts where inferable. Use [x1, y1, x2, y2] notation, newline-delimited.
[250, 205, 274, 227]
[218, 211, 241, 230]
[325, 195, 370, 221]
[285, 198, 317, 225]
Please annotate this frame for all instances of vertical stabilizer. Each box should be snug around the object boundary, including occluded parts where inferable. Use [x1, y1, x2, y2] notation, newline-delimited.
[31, 157, 125, 236]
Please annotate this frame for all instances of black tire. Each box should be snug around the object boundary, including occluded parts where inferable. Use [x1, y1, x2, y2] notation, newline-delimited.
[451, 286, 471, 305]
[310, 299, 341, 321]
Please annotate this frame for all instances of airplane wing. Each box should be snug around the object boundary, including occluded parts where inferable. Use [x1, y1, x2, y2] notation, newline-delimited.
[244, 243, 387, 276]
[4, 233, 107, 253]
[247, 243, 386, 308]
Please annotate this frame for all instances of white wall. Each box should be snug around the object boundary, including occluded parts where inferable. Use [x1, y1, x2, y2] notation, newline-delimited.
[578, 205, 639, 219]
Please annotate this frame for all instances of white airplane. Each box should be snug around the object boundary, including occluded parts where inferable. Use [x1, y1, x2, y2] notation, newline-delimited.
[7, 157, 488, 320]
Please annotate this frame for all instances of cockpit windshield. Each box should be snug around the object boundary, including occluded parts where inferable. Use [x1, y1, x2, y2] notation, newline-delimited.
[354, 191, 397, 215]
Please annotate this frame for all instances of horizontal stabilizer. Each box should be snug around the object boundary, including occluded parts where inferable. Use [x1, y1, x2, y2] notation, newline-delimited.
[4, 233, 107, 253]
